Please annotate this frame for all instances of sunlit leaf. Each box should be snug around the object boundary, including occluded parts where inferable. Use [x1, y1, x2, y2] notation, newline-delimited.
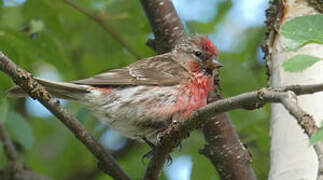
[281, 14, 323, 50]
[310, 128, 323, 145]
[0, 0, 271, 178]
[282, 54, 321, 72]
[29, 19, 45, 35]
[5, 112, 34, 149]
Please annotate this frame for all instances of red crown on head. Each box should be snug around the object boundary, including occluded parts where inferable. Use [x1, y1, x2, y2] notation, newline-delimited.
[198, 36, 218, 56]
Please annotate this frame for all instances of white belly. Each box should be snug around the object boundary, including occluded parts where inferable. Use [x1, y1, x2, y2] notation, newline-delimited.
[80, 86, 179, 141]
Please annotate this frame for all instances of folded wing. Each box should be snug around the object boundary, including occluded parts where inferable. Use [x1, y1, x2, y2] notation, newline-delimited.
[73, 55, 188, 86]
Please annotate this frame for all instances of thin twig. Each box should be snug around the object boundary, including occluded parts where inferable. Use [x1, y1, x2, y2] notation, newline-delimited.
[0, 121, 52, 180]
[2, 50, 323, 179]
[144, 86, 323, 179]
[201, 72, 256, 180]
[64, 0, 142, 59]
[279, 91, 318, 136]
[0, 121, 23, 170]
[0, 51, 130, 180]
[140, 0, 255, 179]
[263, 1, 323, 178]
[278, 91, 323, 177]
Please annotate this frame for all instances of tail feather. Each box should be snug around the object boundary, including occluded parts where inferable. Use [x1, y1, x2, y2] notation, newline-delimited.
[7, 78, 91, 100]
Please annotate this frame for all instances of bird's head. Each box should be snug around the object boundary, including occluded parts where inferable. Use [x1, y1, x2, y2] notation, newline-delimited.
[174, 35, 223, 74]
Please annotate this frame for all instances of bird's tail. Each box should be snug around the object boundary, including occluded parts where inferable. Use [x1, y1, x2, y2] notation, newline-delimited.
[7, 78, 91, 100]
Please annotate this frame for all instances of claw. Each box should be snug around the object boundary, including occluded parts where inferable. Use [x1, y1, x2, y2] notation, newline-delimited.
[142, 137, 156, 148]
[141, 137, 173, 166]
[141, 137, 156, 165]
[141, 149, 173, 166]
[141, 150, 154, 165]
[166, 155, 173, 166]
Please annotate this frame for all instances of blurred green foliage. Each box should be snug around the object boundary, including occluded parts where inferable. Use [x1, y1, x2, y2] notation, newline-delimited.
[0, 0, 269, 179]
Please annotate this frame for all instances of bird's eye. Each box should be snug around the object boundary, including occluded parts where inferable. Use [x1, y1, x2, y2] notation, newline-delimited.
[194, 51, 202, 57]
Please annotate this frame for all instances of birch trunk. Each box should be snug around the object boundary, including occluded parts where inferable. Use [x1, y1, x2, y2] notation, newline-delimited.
[268, 0, 323, 179]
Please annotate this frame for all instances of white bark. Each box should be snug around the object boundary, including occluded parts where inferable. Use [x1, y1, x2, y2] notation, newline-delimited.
[269, 0, 323, 179]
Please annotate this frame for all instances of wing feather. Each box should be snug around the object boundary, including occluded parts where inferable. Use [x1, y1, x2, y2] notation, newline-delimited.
[73, 55, 188, 86]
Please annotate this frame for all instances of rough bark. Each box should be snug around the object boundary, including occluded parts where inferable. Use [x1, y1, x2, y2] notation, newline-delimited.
[201, 113, 256, 180]
[139, 0, 256, 179]
[139, 0, 186, 54]
[201, 73, 256, 180]
[0, 52, 130, 180]
[140, 81, 323, 179]
[263, 0, 323, 179]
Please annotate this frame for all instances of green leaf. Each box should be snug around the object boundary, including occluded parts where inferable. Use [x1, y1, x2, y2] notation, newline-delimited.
[28, 19, 45, 35]
[282, 54, 321, 72]
[310, 128, 323, 145]
[5, 112, 34, 149]
[281, 14, 323, 50]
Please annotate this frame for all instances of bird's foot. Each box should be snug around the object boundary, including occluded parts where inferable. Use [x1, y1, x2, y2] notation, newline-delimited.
[141, 137, 173, 165]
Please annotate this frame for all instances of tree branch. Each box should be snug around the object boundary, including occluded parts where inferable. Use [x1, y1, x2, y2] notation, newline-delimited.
[144, 85, 323, 179]
[2, 49, 323, 179]
[139, 0, 255, 179]
[201, 72, 256, 180]
[201, 113, 257, 180]
[139, 0, 186, 54]
[64, 0, 142, 59]
[278, 91, 323, 178]
[0, 121, 52, 180]
[263, 1, 323, 179]
[279, 91, 318, 136]
[0, 51, 130, 180]
[0, 121, 24, 171]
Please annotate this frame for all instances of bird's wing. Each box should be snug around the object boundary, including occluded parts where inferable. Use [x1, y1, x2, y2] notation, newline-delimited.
[73, 55, 189, 86]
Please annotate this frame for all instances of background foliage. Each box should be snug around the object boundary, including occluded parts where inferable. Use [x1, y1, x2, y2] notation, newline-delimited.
[0, 0, 269, 179]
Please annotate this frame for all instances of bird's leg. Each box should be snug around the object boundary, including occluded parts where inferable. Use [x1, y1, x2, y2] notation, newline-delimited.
[141, 137, 156, 164]
[169, 119, 183, 152]
[141, 136, 173, 165]
[141, 116, 184, 165]
[142, 137, 155, 149]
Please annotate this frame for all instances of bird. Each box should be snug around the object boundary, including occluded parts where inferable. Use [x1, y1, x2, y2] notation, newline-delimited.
[7, 35, 223, 143]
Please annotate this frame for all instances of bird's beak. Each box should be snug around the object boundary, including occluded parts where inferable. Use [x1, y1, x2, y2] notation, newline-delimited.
[204, 57, 224, 70]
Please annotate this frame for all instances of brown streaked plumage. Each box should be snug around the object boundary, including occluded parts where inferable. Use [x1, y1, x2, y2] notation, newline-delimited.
[7, 35, 223, 141]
